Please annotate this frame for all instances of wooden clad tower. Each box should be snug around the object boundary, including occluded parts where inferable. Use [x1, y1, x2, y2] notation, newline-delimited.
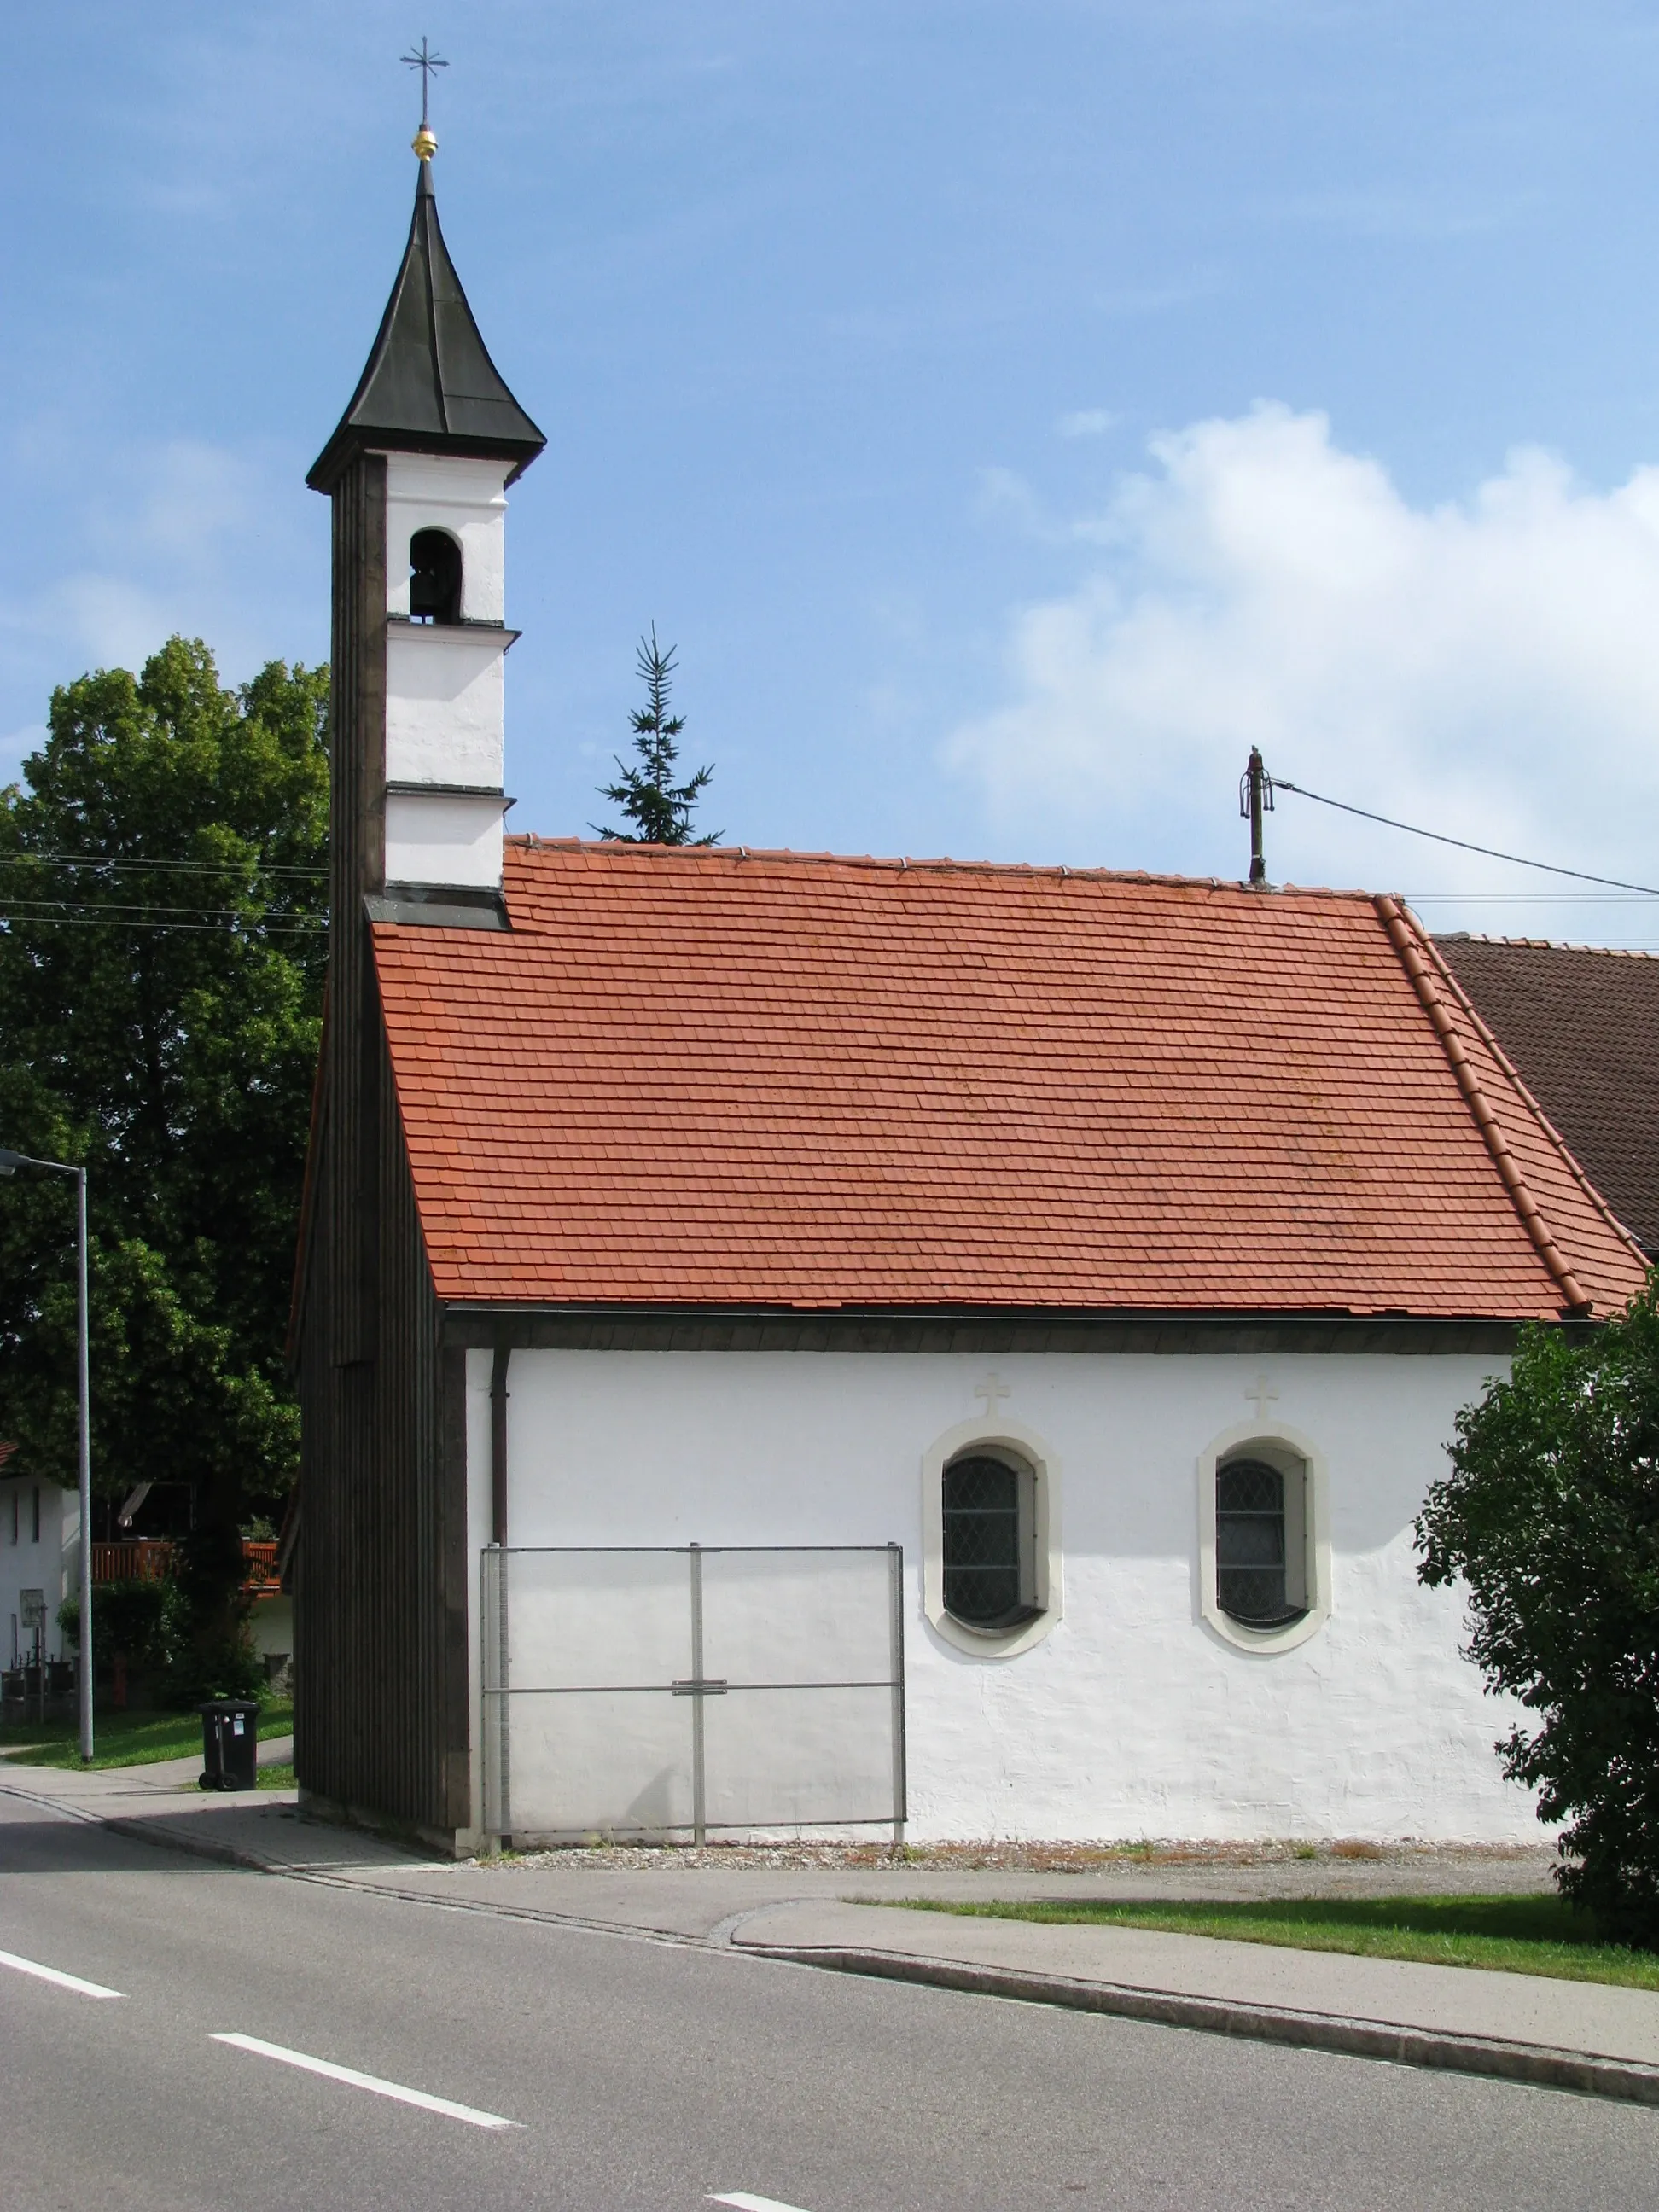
[292, 124, 543, 1845]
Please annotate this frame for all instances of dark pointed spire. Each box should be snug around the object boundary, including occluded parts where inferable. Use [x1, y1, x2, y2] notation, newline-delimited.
[308, 154, 545, 492]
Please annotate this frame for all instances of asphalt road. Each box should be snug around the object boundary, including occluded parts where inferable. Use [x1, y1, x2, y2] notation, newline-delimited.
[2, 1793, 1655, 2212]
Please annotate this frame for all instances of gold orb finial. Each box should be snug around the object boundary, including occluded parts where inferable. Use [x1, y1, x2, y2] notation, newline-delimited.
[403, 38, 446, 163]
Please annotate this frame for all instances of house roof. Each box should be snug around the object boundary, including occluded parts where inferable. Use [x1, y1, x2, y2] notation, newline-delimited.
[370, 841, 1648, 1319]
[1434, 934, 1659, 1257]
[307, 157, 545, 493]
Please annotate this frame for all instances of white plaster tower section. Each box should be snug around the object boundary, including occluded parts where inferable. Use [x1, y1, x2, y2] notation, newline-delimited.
[381, 451, 516, 894]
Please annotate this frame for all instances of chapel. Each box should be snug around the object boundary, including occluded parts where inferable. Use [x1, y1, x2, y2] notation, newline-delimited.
[288, 135, 1649, 1855]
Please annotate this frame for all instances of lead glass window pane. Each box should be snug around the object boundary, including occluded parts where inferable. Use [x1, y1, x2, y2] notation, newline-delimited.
[1216, 1458, 1304, 1627]
[943, 1455, 1026, 1628]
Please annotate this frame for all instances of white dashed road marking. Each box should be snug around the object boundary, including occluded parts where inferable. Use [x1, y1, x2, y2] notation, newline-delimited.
[708, 2195, 816, 2211]
[0, 1947, 123, 2000]
[211, 2033, 521, 2129]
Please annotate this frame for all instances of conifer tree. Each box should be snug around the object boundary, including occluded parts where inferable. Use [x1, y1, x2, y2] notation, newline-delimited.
[592, 627, 719, 846]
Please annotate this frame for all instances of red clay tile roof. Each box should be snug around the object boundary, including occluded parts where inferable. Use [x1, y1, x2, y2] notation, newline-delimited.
[1434, 935, 1659, 1258]
[370, 841, 1649, 1318]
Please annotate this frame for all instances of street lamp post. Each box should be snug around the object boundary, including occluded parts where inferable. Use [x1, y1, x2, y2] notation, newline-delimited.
[0, 1148, 93, 1762]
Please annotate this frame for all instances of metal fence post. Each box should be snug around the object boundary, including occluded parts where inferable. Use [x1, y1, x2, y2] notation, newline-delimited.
[888, 1542, 907, 1848]
[480, 1544, 510, 1847]
[689, 1542, 706, 1846]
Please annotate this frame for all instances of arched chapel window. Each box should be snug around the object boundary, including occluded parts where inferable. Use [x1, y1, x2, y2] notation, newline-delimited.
[942, 1452, 1040, 1633]
[1216, 1456, 1307, 1629]
[409, 528, 463, 624]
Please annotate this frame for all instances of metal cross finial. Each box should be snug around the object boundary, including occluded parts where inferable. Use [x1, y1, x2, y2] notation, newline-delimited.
[402, 36, 448, 129]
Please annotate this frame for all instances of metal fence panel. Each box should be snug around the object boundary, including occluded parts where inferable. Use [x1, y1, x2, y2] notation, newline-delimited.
[482, 1542, 905, 1843]
[509, 1689, 695, 1837]
[700, 1546, 894, 1687]
[701, 1685, 897, 1830]
[509, 1549, 692, 1691]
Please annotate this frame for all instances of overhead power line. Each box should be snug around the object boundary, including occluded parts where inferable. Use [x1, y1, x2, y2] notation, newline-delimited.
[1272, 778, 1659, 897]
[0, 896, 315, 922]
[0, 911, 325, 936]
[0, 852, 327, 878]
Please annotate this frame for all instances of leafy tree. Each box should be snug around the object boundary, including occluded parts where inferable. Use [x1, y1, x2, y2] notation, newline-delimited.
[591, 626, 719, 846]
[0, 637, 328, 1690]
[1417, 1276, 1659, 1945]
[59, 1577, 189, 1685]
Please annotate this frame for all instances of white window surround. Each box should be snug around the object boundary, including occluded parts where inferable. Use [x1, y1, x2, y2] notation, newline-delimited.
[1196, 1417, 1331, 1655]
[922, 1414, 1062, 1658]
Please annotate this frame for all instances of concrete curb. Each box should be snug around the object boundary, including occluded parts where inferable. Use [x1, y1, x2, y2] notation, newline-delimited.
[738, 1941, 1659, 2108]
[0, 1777, 311, 1877]
[99, 1811, 307, 1875]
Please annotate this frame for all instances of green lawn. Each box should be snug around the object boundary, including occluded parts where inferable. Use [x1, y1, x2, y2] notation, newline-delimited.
[0, 1701, 293, 1772]
[887, 1893, 1659, 1993]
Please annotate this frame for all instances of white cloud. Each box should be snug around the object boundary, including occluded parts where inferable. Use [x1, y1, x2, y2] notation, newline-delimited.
[48, 575, 178, 675]
[123, 439, 261, 563]
[0, 724, 44, 786]
[947, 405, 1659, 933]
[973, 464, 1054, 538]
[1057, 408, 1118, 439]
[0, 437, 324, 728]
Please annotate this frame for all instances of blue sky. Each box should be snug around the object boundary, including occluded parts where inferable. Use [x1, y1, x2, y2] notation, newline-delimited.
[5, 3, 1659, 943]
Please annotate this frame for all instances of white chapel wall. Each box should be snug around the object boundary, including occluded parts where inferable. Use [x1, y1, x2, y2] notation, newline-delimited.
[472, 1346, 1537, 1843]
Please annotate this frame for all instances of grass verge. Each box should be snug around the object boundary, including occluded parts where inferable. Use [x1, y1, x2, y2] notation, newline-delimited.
[887, 1894, 1659, 1993]
[0, 1703, 293, 1772]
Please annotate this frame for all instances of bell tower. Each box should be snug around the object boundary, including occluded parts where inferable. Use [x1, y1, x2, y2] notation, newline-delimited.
[294, 84, 547, 1844]
[306, 116, 544, 1375]
[307, 126, 544, 932]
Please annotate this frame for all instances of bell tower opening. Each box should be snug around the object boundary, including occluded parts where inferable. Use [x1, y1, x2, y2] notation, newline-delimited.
[409, 527, 463, 624]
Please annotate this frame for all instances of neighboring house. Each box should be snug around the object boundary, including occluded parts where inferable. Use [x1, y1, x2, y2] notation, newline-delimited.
[89, 1537, 294, 1687]
[0, 1470, 79, 1671]
[1435, 935, 1659, 1260]
[241, 1543, 293, 1685]
[288, 143, 1650, 1856]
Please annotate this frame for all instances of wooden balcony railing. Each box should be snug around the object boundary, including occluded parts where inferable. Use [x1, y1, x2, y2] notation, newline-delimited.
[91, 1540, 175, 1583]
[241, 1540, 280, 1591]
[91, 1538, 282, 1592]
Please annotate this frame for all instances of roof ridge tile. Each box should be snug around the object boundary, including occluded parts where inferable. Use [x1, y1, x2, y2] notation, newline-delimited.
[504, 833, 1383, 903]
[1439, 932, 1659, 960]
[1415, 923, 1650, 1274]
[1378, 895, 1620, 1315]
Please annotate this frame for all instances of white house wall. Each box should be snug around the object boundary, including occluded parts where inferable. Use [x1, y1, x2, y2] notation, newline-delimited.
[468, 1348, 1534, 1843]
[0, 1477, 78, 1668]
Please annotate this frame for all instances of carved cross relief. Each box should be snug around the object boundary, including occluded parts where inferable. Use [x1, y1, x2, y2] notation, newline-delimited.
[975, 1372, 1011, 1420]
[1245, 1374, 1280, 1424]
